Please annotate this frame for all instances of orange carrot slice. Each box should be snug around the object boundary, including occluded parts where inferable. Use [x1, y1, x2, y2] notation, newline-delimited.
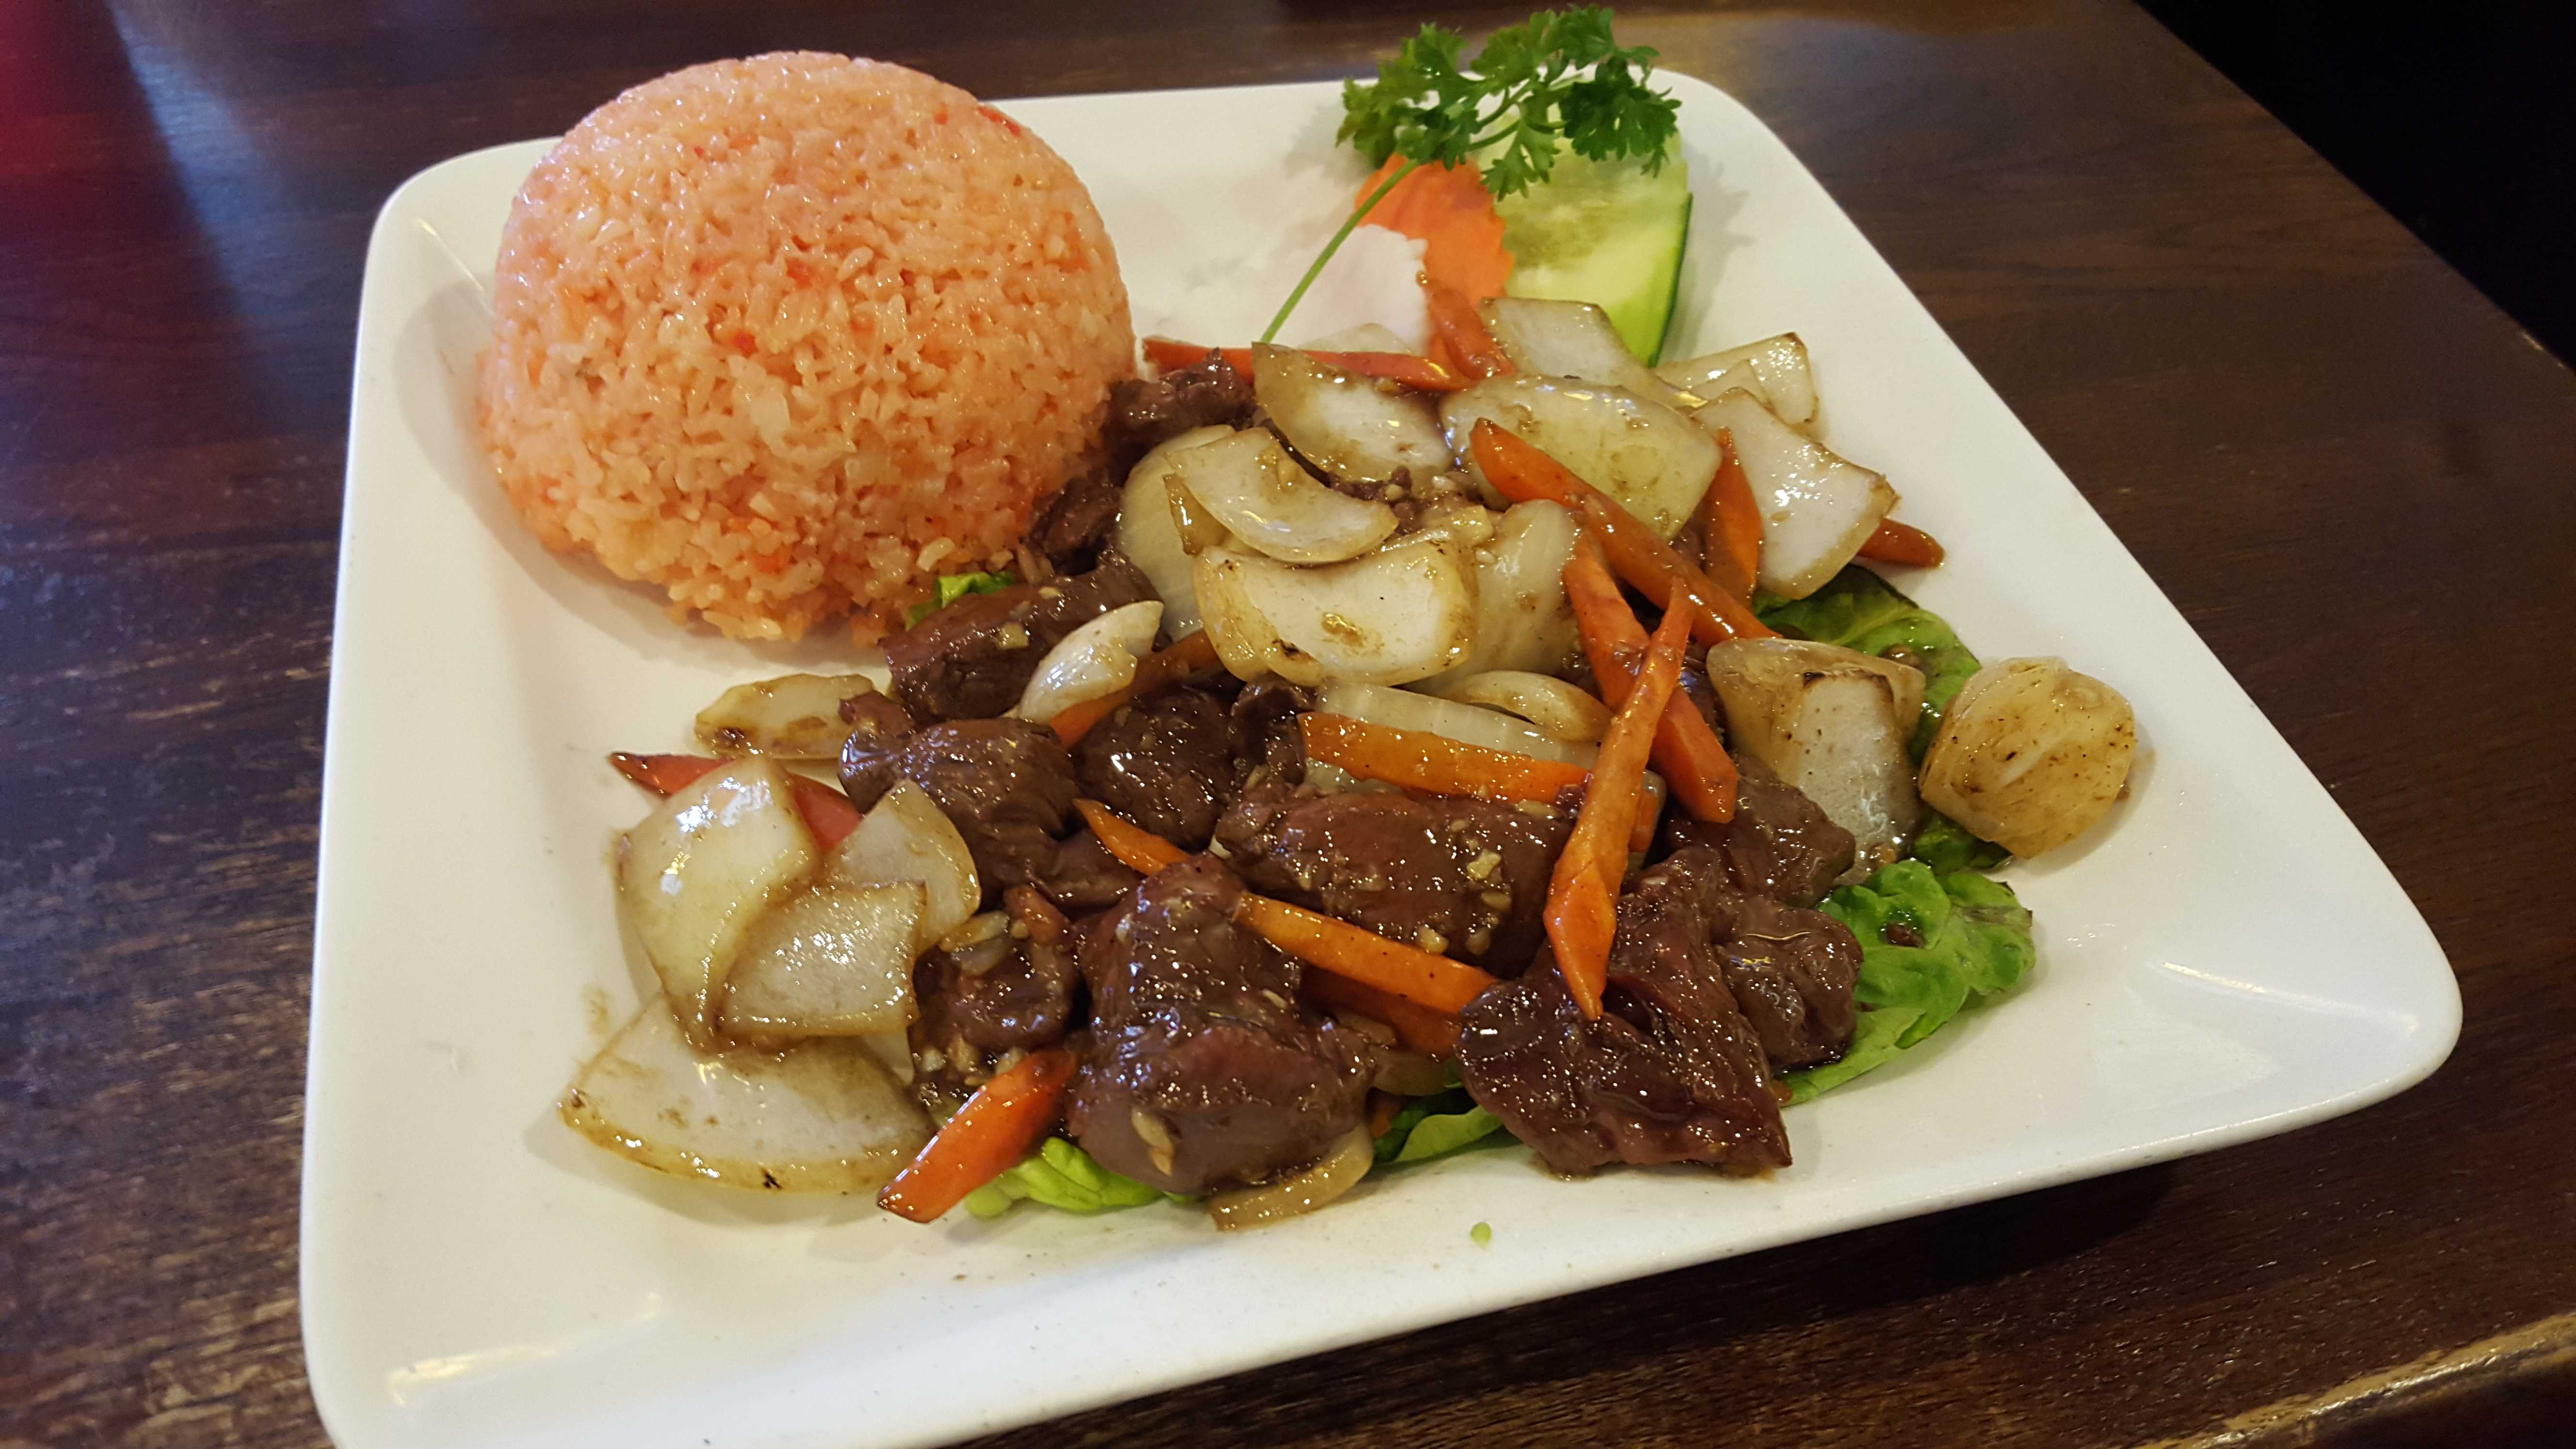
[1701, 428, 1764, 601]
[1074, 799, 1187, 875]
[1424, 278, 1514, 380]
[1301, 713, 1589, 805]
[1544, 594, 1691, 1017]
[1470, 420, 1775, 644]
[1562, 538, 1738, 823]
[1304, 971, 1465, 1058]
[1857, 517, 1945, 567]
[1236, 896, 1498, 1015]
[607, 753, 861, 849]
[878, 1048, 1078, 1223]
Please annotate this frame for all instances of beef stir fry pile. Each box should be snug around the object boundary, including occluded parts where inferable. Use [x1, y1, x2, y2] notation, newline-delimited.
[566, 307, 2137, 1228]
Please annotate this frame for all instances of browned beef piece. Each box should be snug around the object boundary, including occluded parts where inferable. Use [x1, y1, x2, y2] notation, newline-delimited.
[841, 718, 1076, 893]
[1212, 787, 1572, 973]
[1104, 351, 1255, 462]
[1230, 680, 1312, 786]
[911, 887, 1083, 1076]
[1455, 850, 1792, 1176]
[1023, 466, 1127, 571]
[1661, 755, 1855, 906]
[882, 556, 1154, 721]
[1719, 889, 1862, 1070]
[837, 690, 915, 746]
[1037, 828, 1141, 914]
[1065, 857, 1373, 1194]
[1072, 685, 1248, 849]
[1617, 845, 1859, 1070]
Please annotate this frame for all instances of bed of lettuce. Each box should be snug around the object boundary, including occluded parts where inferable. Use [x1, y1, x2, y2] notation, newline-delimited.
[958, 565, 2034, 1218]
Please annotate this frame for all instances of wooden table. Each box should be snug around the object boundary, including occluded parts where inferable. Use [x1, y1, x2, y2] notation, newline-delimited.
[5, 1, 2571, 1444]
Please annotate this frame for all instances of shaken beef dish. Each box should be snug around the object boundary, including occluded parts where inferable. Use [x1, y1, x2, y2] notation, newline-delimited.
[583, 346, 2135, 1230]
[557, 22, 2138, 1229]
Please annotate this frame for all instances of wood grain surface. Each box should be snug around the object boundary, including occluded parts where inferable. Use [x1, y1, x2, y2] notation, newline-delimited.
[3, 1, 2571, 1446]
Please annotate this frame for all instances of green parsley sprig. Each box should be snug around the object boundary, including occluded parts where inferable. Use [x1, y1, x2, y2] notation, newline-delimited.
[1260, 8, 1680, 344]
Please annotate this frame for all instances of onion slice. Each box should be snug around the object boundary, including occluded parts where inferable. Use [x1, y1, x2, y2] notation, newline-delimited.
[1440, 376, 1718, 541]
[827, 777, 980, 951]
[1426, 671, 1612, 744]
[693, 672, 884, 760]
[1116, 425, 1233, 637]
[1207, 1127, 1374, 1231]
[616, 759, 816, 1048]
[1194, 537, 1473, 687]
[1163, 427, 1398, 564]
[1478, 295, 1693, 409]
[718, 882, 927, 1039]
[1013, 599, 1163, 724]
[1252, 343, 1452, 487]
[1658, 332, 1818, 430]
[560, 1003, 930, 1192]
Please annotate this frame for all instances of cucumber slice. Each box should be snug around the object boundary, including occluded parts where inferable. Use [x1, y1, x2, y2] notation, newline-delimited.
[1493, 140, 1692, 364]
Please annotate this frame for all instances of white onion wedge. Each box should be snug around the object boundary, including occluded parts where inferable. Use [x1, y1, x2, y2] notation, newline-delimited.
[1014, 599, 1162, 724]
[1426, 671, 1612, 744]
[1697, 389, 1894, 600]
[719, 882, 925, 1038]
[1920, 658, 2138, 857]
[1441, 376, 1718, 540]
[617, 759, 816, 1048]
[1478, 296, 1690, 409]
[1254, 344, 1454, 488]
[1422, 499, 1583, 684]
[827, 777, 979, 951]
[1117, 424, 1233, 637]
[1163, 427, 1396, 564]
[1194, 537, 1473, 686]
[693, 673, 880, 760]
[1659, 333, 1818, 429]
[1207, 1127, 1372, 1231]
[560, 1003, 930, 1192]
[1704, 638, 1925, 876]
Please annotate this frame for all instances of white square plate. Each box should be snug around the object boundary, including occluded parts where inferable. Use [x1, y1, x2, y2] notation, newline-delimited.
[303, 76, 2459, 1449]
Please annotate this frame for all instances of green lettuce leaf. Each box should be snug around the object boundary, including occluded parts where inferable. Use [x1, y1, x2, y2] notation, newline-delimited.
[1909, 811, 2012, 874]
[961, 1135, 1162, 1220]
[904, 569, 1017, 628]
[1755, 564, 1980, 758]
[1374, 1087, 1510, 1165]
[1781, 859, 2035, 1100]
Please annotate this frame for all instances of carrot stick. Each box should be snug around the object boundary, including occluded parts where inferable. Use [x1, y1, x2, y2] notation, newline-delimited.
[1544, 594, 1692, 1018]
[878, 1047, 1078, 1223]
[1305, 971, 1464, 1058]
[1050, 629, 1222, 746]
[1236, 895, 1499, 1015]
[1079, 798, 1501, 1016]
[1140, 338, 1465, 393]
[1301, 713, 1589, 805]
[1424, 278, 1513, 380]
[1562, 538, 1739, 824]
[1074, 799, 1187, 875]
[1469, 420, 1776, 643]
[607, 752, 861, 849]
[1700, 428, 1764, 601]
[1857, 517, 1946, 567]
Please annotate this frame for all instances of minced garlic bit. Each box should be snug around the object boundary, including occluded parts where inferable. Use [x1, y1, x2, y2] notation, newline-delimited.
[1464, 850, 1503, 881]
[995, 623, 1031, 650]
[1415, 927, 1449, 955]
